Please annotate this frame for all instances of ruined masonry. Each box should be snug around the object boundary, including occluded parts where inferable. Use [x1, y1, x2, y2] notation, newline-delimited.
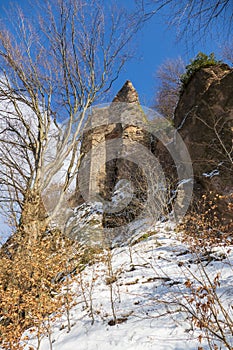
[74, 80, 154, 228]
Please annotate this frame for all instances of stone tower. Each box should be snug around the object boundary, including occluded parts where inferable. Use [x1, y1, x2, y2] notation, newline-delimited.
[75, 80, 152, 227]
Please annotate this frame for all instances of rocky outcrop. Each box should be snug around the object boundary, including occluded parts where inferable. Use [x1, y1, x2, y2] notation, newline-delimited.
[71, 66, 233, 240]
[174, 64, 233, 223]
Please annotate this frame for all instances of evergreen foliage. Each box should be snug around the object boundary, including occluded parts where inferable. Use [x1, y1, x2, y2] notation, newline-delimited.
[180, 52, 222, 87]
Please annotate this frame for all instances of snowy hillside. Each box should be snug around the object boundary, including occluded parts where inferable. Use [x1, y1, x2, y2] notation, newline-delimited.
[22, 220, 233, 350]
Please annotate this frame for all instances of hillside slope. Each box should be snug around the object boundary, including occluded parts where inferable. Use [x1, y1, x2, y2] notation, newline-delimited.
[22, 220, 233, 350]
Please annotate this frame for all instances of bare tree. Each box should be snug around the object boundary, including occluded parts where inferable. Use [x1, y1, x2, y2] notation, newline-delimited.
[221, 39, 233, 65]
[138, 0, 233, 43]
[153, 57, 185, 119]
[0, 0, 145, 242]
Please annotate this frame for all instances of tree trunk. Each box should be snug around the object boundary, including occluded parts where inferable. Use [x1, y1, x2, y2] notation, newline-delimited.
[20, 189, 47, 244]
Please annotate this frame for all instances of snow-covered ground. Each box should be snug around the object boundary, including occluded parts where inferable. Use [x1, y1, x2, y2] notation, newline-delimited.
[21, 220, 233, 350]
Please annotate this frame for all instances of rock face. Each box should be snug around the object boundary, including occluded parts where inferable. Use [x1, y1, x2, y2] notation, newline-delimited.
[174, 64, 233, 223]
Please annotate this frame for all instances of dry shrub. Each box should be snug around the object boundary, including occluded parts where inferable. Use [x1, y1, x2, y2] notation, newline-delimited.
[183, 273, 233, 350]
[178, 192, 233, 349]
[0, 230, 79, 349]
[179, 192, 233, 250]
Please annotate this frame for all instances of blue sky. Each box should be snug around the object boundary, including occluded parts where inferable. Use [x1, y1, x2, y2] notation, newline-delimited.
[115, 4, 225, 106]
[0, 0, 225, 106]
